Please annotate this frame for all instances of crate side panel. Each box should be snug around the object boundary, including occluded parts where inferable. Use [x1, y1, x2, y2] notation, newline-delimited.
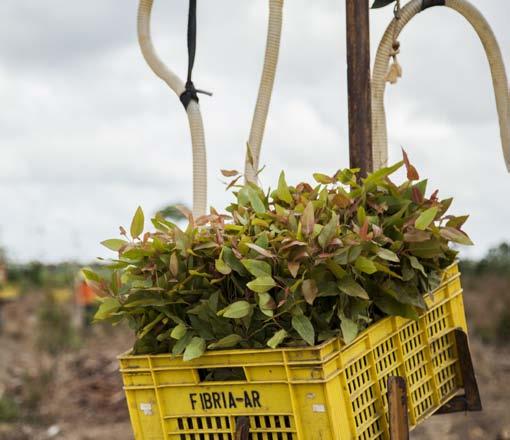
[125, 389, 165, 440]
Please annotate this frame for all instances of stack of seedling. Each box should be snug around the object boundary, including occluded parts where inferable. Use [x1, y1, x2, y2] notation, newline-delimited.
[87, 154, 472, 360]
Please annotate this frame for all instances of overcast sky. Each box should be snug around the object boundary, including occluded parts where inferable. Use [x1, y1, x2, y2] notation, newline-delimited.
[0, 0, 508, 263]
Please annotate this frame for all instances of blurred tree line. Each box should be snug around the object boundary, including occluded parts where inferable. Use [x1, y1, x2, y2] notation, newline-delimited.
[459, 243, 510, 276]
[6, 262, 82, 290]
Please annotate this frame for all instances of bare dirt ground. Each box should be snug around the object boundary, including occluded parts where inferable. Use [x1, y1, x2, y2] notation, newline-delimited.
[0, 274, 509, 440]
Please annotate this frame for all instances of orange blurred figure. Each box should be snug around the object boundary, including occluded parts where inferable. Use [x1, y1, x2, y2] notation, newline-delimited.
[76, 280, 96, 306]
[75, 277, 97, 327]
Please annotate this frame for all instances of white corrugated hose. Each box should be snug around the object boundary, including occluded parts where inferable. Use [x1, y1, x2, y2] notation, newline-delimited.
[372, 0, 510, 172]
[245, 0, 285, 183]
[138, 0, 207, 218]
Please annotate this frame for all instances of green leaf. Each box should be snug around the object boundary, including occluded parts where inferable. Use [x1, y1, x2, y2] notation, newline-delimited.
[313, 173, 334, 184]
[224, 224, 245, 232]
[381, 279, 426, 309]
[101, 239, 128, 252]
[221, 247, 248, 275]
[171, 323, 188, 340]
[208, 334, 243, 350]
[247, 276, 276, 294]
[326, 259, 348, 280]
[81, 269, 101, 283]
[376, 248, 400, 263]
[364, 161, 403, 187]
[302, 279, 318, 305]
[292, 315, 315, 346]
[375, 296, 419, 320]
[408, 238, 443, 259]
[357, 206, 366, 226]
[247, 187, 266, 214]
[123, 292, 173, 308]
[338, 277, 370, 300]
[374, 262, 403, 280]
[138, 313, 164, 339]
[183, 337, 206, 361]
[130, 206, 145, 239]
[188, 270, 213, 279]
[437, 198, 453, 217]
[415, 207, 438, 231]
[218, 301, 252, 319]
[267, 329, 288, 349]
[408, 256, 427, 277]
[335, 168, 359, 185]
[340, 315, 359, 344]
[241, 259, 272, 278]
[301, 201, 315, 236]
[257, 292, 275, 317]
[277, 171, 293, 204]
[355, 256, 378, 274]
[318, 213, 338, 249]
[446, 215, 469, 229]
[172, 331, 193, 356]
[94, 298, 120, 320]
[215, 258, 232, 275]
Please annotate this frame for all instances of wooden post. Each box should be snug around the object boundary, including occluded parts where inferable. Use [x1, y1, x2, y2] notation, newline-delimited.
[436, 329, 482, 414]
[235, 416, 250, 440]
[346, 0, 373, 177]
[388, 376, 410, 440]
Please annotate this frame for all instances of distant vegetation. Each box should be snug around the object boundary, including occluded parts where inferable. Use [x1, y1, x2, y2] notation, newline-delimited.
[460, 243, 510, 276]
[6, 262, 84, 291]
[458, 243, 510, 345]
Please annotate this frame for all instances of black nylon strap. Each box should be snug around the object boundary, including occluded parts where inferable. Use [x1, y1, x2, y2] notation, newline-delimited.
[421, 0, 445, 11]
[180, 0, 211, 109]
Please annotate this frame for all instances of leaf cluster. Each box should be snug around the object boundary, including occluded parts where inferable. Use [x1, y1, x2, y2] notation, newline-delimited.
[87, 156, 472, 360]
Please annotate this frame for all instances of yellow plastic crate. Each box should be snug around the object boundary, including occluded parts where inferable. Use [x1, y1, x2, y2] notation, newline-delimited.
[119, 263, 467, 440]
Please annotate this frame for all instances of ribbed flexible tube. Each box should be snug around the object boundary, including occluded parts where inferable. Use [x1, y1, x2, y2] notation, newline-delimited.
[138, 0, 207, 217]
[372, 0, 510, 172]
[245, 0, 284, 183]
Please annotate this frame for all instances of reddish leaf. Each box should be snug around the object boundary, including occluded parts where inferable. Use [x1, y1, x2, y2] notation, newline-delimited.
[302, 279, 319, 305]
[301, 202, 315, 237]
[440, 227, 474, 245]
[279, 240, 307, 252]
[412, 186, 424, 204]
[359, 219, 370, 241]
[404, 228, 432, 242]
[226, 175, 242, 191]
[288, 261, 300, 278]
[247, 243, 276, 258]
[221, 169, 240, 177]
[402, 148, 420, 181]
[332, 193, 351, 209]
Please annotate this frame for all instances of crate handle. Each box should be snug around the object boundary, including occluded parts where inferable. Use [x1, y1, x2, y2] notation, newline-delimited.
[197, 367, 247, 382]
